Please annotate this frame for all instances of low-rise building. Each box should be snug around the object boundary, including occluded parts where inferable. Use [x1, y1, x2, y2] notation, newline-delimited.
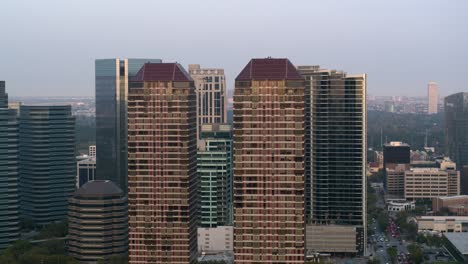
[388, 200, 415, 212]
[433, 195, 468, 216]
[417, 216, 468, 233]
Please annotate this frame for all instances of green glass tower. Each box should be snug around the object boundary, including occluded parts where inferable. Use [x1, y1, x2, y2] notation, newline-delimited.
[0, 81, 20, 250]
[197, 123, 233, 227]
[19, 105, 76, 226]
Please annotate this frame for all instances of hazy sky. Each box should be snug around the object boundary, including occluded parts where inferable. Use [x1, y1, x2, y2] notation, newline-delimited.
[1, 0, 467, 97]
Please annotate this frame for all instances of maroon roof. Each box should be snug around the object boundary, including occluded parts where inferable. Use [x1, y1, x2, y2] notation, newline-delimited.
[236, 58, 303, 81]
[132, 63, 192, 82]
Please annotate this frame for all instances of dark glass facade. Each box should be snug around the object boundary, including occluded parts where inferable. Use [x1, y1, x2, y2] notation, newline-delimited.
[19, 105, 76, 226]
[0, 82, 20, 250]
[95, 58, 161, 193]
[383, 143, 411, 168]
[298, 66, 366, 255]
[445, 93, 468, 169]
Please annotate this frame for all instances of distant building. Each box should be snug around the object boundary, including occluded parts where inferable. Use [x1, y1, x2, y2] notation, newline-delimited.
[387, 200, 415, 212]
[128, 63, 197, 263]
[198, 124, 233, 227]
[19, 105, 75, 226]
[188, 64, 227, 143]
[386, 164, 407, 198]
[0, 81, 20, 250]
[383, 141, 411, 170]
[76, 157, 96, 188]
[433, 195, 468, 216]
[88, 145, 96, 157]
[404, 165, 460, 200]
[417, 216, 468, 233]
[68, 180, 128, 263]
[427, 82, 438, 114]
[95, 58, 161, 193]
[445, 92, 468, 176]
[197, 226, 233, 254]
[298, 65, 367, 256]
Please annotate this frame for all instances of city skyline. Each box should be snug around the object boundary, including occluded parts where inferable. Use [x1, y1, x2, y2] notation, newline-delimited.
[1, 0, 467, 97]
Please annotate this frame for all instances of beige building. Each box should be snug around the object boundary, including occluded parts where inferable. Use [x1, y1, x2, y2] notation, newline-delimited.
[433, 195, 468, 216]
[417, 216, 468, 233]
[405, 167, 460, 199]
[188, 64, 227, 144]
[427, 81, 438, 114]
[386, 164, 408, 198]
[198, 226, 233, 254]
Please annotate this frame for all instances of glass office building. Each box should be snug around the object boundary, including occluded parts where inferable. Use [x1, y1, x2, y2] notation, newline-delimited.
[197, 123, 233, 227]
[0, 81, 20, 250]
[95, 58, 161, 193]
[19, 105, 76, 226]
[298, 66, 367, 256]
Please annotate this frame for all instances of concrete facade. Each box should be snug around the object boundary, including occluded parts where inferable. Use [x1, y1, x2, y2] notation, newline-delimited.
[417, 216, 468, 233]
[197, 226, 233, 254]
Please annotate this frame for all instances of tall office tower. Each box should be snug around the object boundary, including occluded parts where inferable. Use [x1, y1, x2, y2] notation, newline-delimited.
[68, 180, 128, 263]
[188, 64, 227, 142]
[198, 123, 233, 227]
[427, 81, 438, 114]
[128, 63, 197, 264]
[234, 58, 306, 263]
[19, 105, 76, 226]
[0, 82, 20, 250]
[95, 58, 161, 193]
[298, 66, 366, 256]
[445, 93, 468, 194]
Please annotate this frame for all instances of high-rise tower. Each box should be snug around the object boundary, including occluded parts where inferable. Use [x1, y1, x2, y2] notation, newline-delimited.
[0, 81, 20, 250]
[19, 105, 76, 226]
[298, 66, 366, 256]
[197, 123, 233, 227]
[445, 92, 468, 193]
[95, 58, 161, 192]
[188, 64, 227, 143]
[127, 63, 197, 263]
[233, 58, 306, 263]
[428, 81, 438, 114]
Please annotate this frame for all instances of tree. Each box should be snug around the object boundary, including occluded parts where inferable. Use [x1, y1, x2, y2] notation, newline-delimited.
[387, 247, 397, 263]
[407, 244, 424, 264]
[368, 258, 381, 264]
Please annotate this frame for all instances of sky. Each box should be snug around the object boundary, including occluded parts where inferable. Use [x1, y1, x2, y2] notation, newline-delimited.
[1, 0, 467, 97]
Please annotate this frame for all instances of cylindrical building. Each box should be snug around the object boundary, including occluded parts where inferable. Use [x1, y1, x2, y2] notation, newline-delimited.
[68, 180, 128, 263]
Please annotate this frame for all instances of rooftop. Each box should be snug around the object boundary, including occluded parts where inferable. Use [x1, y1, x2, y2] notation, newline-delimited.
[444, 233, 468, 255]
[132, 63, 192, 82]
[236, 58, 303, 81]
[74, 180, 124, 198]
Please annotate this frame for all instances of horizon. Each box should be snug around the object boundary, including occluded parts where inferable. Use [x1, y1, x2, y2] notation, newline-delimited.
[1, 0, 467, 97]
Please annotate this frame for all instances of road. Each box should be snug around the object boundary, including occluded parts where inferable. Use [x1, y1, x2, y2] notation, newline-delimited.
[368, 186, 410, 264]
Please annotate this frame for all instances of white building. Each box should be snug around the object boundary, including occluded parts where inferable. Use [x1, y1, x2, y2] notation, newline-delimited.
[88, 145, 96, 157]
[388, 200, 416, 212]
[417, 216, 468, 233]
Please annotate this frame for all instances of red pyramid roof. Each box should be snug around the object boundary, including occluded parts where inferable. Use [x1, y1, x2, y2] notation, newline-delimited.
[236, 58, 303, 81]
